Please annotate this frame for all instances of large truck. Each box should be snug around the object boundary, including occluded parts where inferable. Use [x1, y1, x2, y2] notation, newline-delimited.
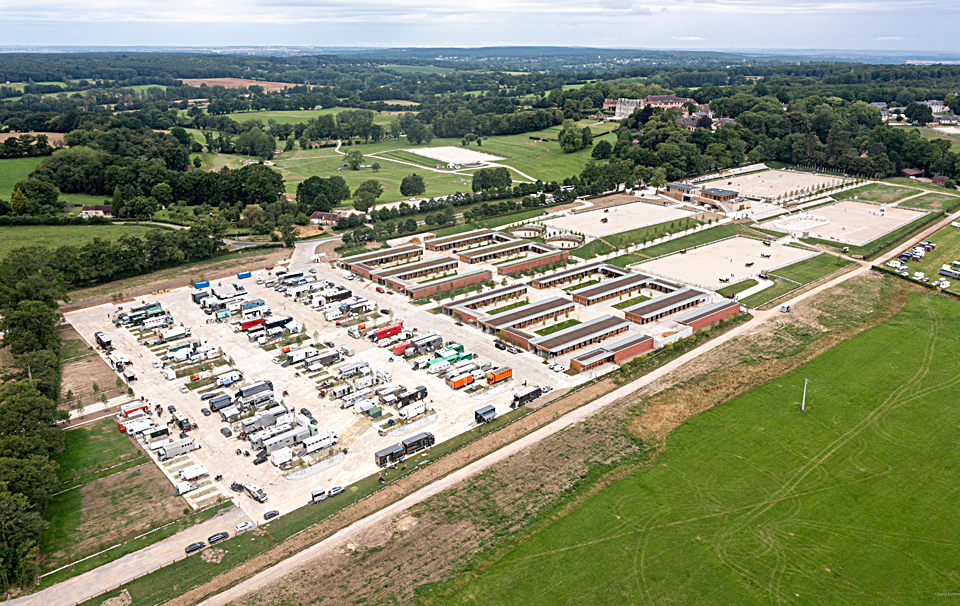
[449, 373, 474, 390]
[250, 423, 293, 449]
[397, 386, 428, 408]
[399, 400, 426, 420]
[487, 367, 513, 385]
[240, 317, 266, 331]
[178, 464, 209, 481]
[339, 361, 369, 379]
[158, 438, 199, 461]
[263, 425, 312, 454]
[287, 347, 318, 365]
[119, 402, 148, 418]
[369, 320, 404, 343]
[160, 326, 191, 343]
[94, 331, 112, 349]
[235, 380, 274, 408]
[512, 386, 543, 409]
[209, 394, 232, 412]
[300, 431, 338, 454]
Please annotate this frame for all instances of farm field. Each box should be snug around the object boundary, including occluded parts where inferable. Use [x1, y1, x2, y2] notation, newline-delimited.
[180, 78, 294, 91]
[0, 224, 161, 258]
[899, 192, 960, 212]
[434, 293, 960, 606]
[0, 156, 45, 197]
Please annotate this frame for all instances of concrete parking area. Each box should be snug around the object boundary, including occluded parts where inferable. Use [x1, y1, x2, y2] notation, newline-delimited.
[63, 254, 584, 523]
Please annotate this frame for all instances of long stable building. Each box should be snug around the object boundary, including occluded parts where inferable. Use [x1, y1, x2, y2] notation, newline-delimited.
[401, 268, 492, 300]
[569, 333, 654, 374]
[528, 315, 630, 359]
[622, 287, 710, 325]
[530, 261, 629, 289]
[424, 229, 497, 252]
[440, 283, 528, 323]
[339, 244, 423, 277]
[370, 257, 459, 288]
[672, 299, 741, 330]
[478, 296, 576, 335]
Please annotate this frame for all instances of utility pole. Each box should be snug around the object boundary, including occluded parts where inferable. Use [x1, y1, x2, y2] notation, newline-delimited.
[801, 378, 809, 411]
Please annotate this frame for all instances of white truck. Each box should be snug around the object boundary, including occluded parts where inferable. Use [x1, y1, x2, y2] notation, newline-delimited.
[325, 310, 343, 322]
[175, 482, 199, 496]
[158, 438, 199, 461]
[178, 464, 209, 481]
[376, 368, 392, 383]
[301, 431, 338, 454]
[216, 370, 243, 386]
[162, 367, 176, 380]
[399, 400, 426, 420]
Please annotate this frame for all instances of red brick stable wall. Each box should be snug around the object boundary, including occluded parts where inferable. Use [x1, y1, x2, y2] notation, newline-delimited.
[497, 252, 569, 276]
[682, 304, 740, 331]
[612, 338, 653, 362]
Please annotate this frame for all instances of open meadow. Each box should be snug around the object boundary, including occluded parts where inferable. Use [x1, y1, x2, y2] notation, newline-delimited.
[432, 293, 960, 605]
[0, 156, 45, 197]
[0, 224, 162, 258]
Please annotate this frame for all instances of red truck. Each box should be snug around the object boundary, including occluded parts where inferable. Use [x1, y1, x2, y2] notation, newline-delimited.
[240, 317, 266, 331]
[393, 341, 410, 356]
[370, 320, 403, 343]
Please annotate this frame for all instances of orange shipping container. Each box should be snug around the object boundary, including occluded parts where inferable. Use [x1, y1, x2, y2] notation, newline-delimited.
[282, 346, 292, 353]
[190, 373, 200, 382]
[487, 367, 513, 385]
[449, 373, 474, 390]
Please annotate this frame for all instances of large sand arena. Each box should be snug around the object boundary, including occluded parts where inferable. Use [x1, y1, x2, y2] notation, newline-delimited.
[713, 169, 846, 200]
[638, 236, 818, 289]
[762, 200, 927, 245]
[407, 146, 504, 164]
[543, 202, 695, 238]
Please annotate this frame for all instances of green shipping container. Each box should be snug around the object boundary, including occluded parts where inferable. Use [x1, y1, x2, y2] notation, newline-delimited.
[368, 407, 382, 418]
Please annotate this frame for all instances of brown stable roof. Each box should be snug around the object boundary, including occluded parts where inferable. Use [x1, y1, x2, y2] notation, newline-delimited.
[672, 300, 740, 325]
[529, 315, 628, 352]
[481, 296, 574, 329]
[569, 272, 651, 302]
[372, 257, 457, 279]
[623, 288, 707, 321]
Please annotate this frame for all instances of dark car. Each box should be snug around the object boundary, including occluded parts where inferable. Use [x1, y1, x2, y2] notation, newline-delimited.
[201, 392, 218, 401]
[253, 455, 268, 465]
[185, 541, 205, 554]
[328, 486, 345, 497]
[300, 408, 312, 417]
[179, 432, 189, 439]
[220, 427, 233, 438]
[495, 342, 506, 350]
[167, 405, 176, 413]
[200, 408, 211, 416]
[208, 532, 229, 545]
[310, 418, 318, 425]
[264, 510, 280, 521]
[380, 309, 391, 315]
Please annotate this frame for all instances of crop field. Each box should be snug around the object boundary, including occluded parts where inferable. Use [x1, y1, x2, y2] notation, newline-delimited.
[436, 293, 960, 605]
[180, 78, 294, 92]
[0, 156, 45, 197]
[0, 224, 161, 258]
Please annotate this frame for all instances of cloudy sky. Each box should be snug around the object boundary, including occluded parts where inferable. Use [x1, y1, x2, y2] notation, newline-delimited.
[1, 0, 957, 51]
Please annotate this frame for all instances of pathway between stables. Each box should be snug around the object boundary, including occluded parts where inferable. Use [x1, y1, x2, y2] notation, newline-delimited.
[191, 205, 960, 606]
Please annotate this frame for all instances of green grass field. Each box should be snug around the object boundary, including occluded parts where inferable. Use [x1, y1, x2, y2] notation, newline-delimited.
[899, 192, 960, 212]
[0, 224, 161, 258]
[611, 294, 650, 309]
[53, 419, 143, 486]
[605, 253, 646, 268]
[0, 156, 45, 197]
[894, 125, 960, 153]
[428, 293, 960, 605]
[893, 222, 960, 295]
[383, 65, 455, 74]
[641, 224, 763, 259]
[739, 253, 851, 308]
[534, 318, 580, 336]
[717, 278, 759, 298]
[832, 182, 918, 204]
[572, 219, 703, 260]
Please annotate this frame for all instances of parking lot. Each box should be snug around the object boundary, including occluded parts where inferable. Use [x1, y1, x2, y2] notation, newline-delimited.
[64, 255, 584, 522]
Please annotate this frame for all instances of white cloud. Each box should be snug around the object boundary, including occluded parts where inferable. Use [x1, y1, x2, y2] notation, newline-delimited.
[672, 36, 705, 41]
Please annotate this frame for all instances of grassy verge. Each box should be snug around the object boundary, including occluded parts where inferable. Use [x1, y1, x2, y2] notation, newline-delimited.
[533, 319, 581, 336]
[605, 253, 646, 268]
[611, 295, 650, 310]
[740, 253, 852, 308]
[717, 279, 759, 298]
[563, 279, 600, 292]
[641, 223, 762, 259]
[483, 300, 530, 316]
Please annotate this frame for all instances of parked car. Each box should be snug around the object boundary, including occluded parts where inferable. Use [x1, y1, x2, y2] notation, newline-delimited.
[507, 347, 519, 354]
[221, 427, 233, 438]
[309, 268, 317, 273]
[201, 408, 211, 416]
[152, 361, 160, 368]
[185, 541, 205, 554]
[208, 532, 229, 545]
[272, 357, 282, 364]
[495, 342, 506, 350]
[542, 385, 554, 393]
[376, 286, 385, 293]
[179, 386, 189, 394]
[328, 486, 345, 497]
[236, 521, 255, 534]
[179, 432, 189, 439]
[264, 510, 280, 521]
[300, 408, 313, 418]
[201, 392, 218, 401]
[380, 309, 391, 315]
[253, 455, 268, 465]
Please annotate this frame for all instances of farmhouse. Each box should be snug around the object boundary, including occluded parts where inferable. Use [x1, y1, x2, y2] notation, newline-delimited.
[614, 98, 642, 120]
[309, 212, 339, 225]
[80, 204, 113, 218]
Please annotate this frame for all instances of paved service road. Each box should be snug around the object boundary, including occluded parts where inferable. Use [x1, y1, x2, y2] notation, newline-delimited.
[13, 506, 251, 606]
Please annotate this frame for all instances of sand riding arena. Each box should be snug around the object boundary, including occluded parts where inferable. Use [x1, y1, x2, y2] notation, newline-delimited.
[637, 236, 818, 289]
[542, 202, 695, 238]
[761, 200, 927, 246]
[714, 169, 847, 200]
[407, 146, 504, 165]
